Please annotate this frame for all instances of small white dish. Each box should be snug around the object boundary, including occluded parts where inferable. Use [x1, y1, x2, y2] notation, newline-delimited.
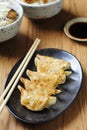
[64, 17, 87, 42]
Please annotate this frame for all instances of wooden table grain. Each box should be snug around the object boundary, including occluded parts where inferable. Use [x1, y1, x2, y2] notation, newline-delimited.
[0, 0, 87, 130]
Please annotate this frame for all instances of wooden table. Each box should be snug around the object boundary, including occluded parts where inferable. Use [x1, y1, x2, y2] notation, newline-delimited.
[0, 0, 87, 129]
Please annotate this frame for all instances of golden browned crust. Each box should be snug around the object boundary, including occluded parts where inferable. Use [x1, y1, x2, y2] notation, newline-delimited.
[7, 9, 18, 20]
[18, 54, 72, 111]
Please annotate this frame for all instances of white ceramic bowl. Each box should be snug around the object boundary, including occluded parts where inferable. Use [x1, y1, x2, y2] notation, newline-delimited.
[15, 0, 63, 19]
[0, 0, 23, 43]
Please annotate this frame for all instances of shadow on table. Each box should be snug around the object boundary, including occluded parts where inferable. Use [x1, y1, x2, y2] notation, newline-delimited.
[0, 33, 33, 58]
[0, 9, 87, 58]
[30, 9, 78, 32]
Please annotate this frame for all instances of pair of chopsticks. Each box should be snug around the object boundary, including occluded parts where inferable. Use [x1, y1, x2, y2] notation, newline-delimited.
[0, 38, 40, 113]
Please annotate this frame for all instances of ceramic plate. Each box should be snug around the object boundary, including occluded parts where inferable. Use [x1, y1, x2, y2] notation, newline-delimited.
[5, 48, 83, 124]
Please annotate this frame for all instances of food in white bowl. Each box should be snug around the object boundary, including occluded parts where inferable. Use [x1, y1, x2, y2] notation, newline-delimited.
[0, 0, 23, 43]
[22, 0, 56, 4]
[0, 4, 18, 27]
[15, 0, 63, 19]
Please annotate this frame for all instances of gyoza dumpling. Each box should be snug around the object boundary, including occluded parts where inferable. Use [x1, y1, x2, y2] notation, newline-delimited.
[35, 54, 71, 74]
[18, 54, 72, 111]
[26, 69, 67, 87]
[18, 85, 57, 111]
[20, 77, 60, 95]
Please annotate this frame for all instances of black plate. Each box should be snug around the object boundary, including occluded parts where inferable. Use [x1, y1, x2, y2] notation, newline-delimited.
[5, 48, 83, 124]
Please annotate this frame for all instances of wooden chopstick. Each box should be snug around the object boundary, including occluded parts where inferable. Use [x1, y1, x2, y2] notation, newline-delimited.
[0, 38, 39, 103]
[0, 38, 40, 113]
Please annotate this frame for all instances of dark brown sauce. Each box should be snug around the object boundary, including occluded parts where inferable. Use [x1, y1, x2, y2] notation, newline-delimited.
[69, 22, 87, 39]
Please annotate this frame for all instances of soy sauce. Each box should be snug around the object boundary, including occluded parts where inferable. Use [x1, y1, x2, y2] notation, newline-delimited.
[69, 22, 87, 39]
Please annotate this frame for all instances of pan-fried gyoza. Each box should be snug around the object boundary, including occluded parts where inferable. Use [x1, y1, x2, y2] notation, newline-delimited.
[18, 85, 56, 111]
[20, 76, 61, 96]
[35, 54, 71, 74]
[26, 69, 68, 86]
[18, 54, 72, 111]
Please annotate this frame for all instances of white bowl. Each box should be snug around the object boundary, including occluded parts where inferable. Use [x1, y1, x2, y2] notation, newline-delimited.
[15, 0, 63, 19]
[64, 17, 87, 42]
[0, 0, 23, 43]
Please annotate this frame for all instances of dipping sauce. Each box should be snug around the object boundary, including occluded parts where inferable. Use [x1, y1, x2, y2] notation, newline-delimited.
[0, 2, 18, 27]
[69, 22, 87, 39]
